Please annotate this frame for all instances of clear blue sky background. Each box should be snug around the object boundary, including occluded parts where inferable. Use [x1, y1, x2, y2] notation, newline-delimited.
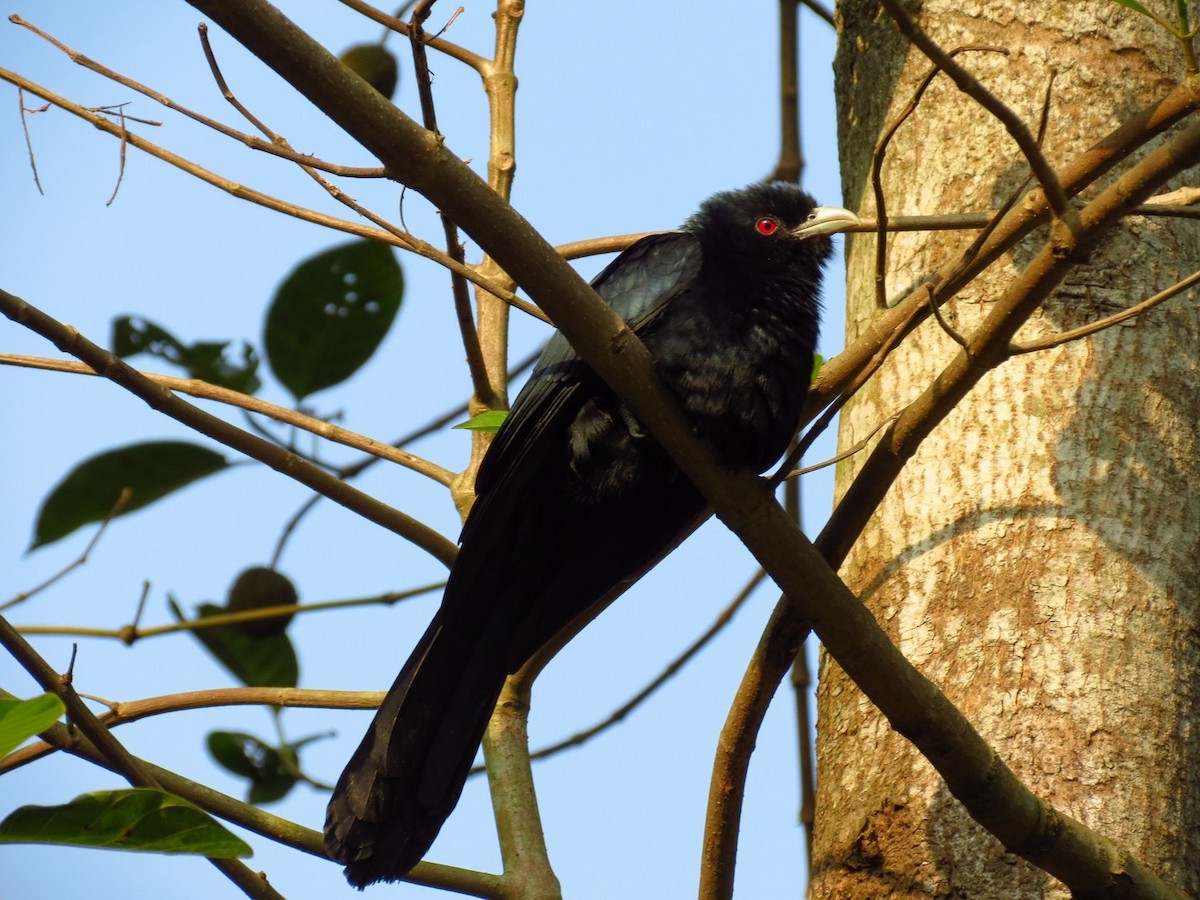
[1, 3, 845, 898]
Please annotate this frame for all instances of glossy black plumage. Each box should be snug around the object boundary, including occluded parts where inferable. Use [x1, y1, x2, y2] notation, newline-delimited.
[325, 183, 833, 886]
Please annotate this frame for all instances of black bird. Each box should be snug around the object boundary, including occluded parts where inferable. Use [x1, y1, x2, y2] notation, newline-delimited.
[325, 183, 853, 886]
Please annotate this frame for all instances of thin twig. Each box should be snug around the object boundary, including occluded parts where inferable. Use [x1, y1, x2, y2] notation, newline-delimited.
[1011, 266, 1200, 354]
[799, 0, 835, 27]
[870, 45, 1009, 309]
[0, 686, 501, 898]
[17, 86, 46, 194]
[786, 411, 903, 479]
[879, 0, 1069, 218]
[17, 582, 444, 644]
[766, 0, 803, 183]
[1, 289, 460, 567]
[408, 0, 498, 408]
[790, 640, 815, 864]
[0, 615, 287, 899]
[10, 15, 387, 178]
[268, 343, 543, 566]
[1, 686, 386, 772]
[0, 353, 455, 485]
[335, 0, 490, 72]
[104, 104, 128, 205]
[925, 282, 970, 348]
[1, 488, 131, 613]
[0, 65, 549, 322]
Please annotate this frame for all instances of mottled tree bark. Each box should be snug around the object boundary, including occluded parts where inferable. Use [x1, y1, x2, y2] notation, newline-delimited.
[812, 3, 1200, 897]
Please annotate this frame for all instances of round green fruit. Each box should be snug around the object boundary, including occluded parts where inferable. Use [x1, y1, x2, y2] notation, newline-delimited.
[226, 566, 298, 637]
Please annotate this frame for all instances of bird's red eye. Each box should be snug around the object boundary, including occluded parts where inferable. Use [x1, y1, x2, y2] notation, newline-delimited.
[755, 217, 779, 235]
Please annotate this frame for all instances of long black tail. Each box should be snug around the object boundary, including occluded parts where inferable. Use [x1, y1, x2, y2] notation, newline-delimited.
[324, 601, 513, 886]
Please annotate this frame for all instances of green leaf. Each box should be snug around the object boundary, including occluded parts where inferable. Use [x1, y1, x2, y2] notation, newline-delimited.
[206, 732, 297, 805]
[340, 44, 399, 99]
[811, 352, 824, 383]
[207, 731, 262, 779]
[176, 601, 299, 689]
[112, 316, 261, 394]
[1109, 0, 1155, 15]
[0, 694, 65, 757]
[453, 410, 510, 433]
[0, 789, 251, 857]
[264, 240, 404, 401]
[31, 441, 229, 550]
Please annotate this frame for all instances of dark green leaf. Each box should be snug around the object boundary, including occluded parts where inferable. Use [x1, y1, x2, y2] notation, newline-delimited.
[340, 44, 399, 98]
[248, 765, 296, 805]
[206, 731, 262, 779]
[112, 315, 261, 394]
[0, 789, 251, 857]
[453, 410, 510, 433]
[177, 602, 299, 688]
[264, 240, 403, 401]
[0, 694, 65, 757]
[206, 732, 296, 805]
[31, 441, 229, 550]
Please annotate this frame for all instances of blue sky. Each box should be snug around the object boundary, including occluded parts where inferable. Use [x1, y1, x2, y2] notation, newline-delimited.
[1, 3, 845, 898]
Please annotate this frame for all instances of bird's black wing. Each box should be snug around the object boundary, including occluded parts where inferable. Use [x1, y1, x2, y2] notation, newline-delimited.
[471, 230, 702, 502]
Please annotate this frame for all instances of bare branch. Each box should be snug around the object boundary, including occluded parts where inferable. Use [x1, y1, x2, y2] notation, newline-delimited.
[879, 0, 1069, 218]
[1011, 266, 1200, 354]
[799, 0, 835, 28]
[0, 489, 130, 613]
[407, 0, 497, 408]
[0, 353, 456, 485]
[0, 684, 502, 897]
[870, 45, 1009, 308]
[10, 15, 387, 178]
[785, 411, 902, 479]
[925, 281, 970, 349]
[0, 66, 551, 322]
[807, 74, 1200, 420]
[1, 686, 384, 772]
[766, 0, 803, 183]
[336, 0, 490, 73]
[0, 615, 287, 899]
[17, 86, 46, 194]
[701, 601, 811, 900]
[0, 290, 460, 567]
[556, 231, 654, 259]
[16, 581, 444, 646]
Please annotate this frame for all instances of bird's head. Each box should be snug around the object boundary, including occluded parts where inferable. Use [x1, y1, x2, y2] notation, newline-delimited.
[685, 182, 857, 278]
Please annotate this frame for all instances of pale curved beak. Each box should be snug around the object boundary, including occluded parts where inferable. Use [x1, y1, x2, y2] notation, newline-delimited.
[792, 206, 860, 239]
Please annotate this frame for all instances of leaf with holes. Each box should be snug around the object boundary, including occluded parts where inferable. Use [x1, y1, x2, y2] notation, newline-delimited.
[206, 731, 297, 805]
[112, 316, 262, 394]
[264, 240, 403, 401]
[0, 789, 251, 857]
[31, 441, 229, 550]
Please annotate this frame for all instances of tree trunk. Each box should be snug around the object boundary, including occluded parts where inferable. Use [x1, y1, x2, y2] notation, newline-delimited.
[812, 3, 1200, 897]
